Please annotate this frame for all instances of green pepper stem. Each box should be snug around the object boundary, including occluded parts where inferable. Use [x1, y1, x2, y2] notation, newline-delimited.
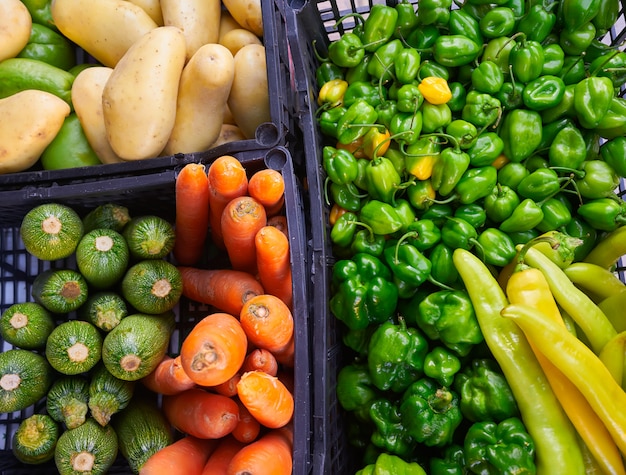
[420, 132, 461, 151]
[312, 40, 329, 63]
[345, 218, 376, 237]
[393, 231, 418, 263]
[334, 12, 365, 29]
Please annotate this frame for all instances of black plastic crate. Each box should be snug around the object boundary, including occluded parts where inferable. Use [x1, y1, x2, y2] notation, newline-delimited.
[285, 1, 626, 473]
[0, 0, 299, 192]
[0, 147, 311, 475]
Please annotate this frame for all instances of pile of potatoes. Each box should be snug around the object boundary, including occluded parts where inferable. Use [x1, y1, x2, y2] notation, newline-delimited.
[0, 0, 270, 174]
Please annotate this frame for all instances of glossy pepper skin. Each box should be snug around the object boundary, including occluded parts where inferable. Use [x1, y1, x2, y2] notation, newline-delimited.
[17, 23, 76, 71]
[462, 91, 502, 127]
[356, 452, 427, 475]
[384, 239, 433, 289]
[500, 109, 542, 162]
[577, 198, 626, 232]
[323, 146, 359, 185]
[361, 4, 399, 52]
[510, 36, 545, 83]
[41, 114, 102, 170]
[499, 198, 544, 233]
[548, 125, 586, 169]
[415, 289, 483, 356]
[600, 136, 626, 177]
[423, 346, 462, 387]
[328, 32, 365, 68]
[455, 166, 498, 204]
[337, 99, 379, 145]
[522, 75, 565, 111]
[429, 444, 466, 475]
[359, 199, 404, 235]
[477, 228, 517, 267]
[516, 4, 556, 43]
[367, 318, 429, 392]
[431, 141, 471, 196]
[432, 35, 482, 67]
[428, 243, 460, 286]
[365, 156, 402, 204]
[369, 398, 417, 457]
[479, 7, 517, 38]
[574, 76, 615, 129]
[21, 0, 57, 31]
[330, 253, 399, 330]
[454, 359, 520, 422]
[464, 417, 536, 474]
[336, 363, 379, 422]
[399, 378, 463, 447]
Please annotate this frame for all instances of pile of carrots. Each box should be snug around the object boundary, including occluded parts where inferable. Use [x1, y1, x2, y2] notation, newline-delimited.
[139, 155, 295, 475]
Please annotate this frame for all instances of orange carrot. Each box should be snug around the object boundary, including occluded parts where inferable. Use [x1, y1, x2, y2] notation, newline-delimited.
[241, 348, 278, 376]
[163, 388, 240, 439]
[236, 371, 294, 429]
[266, 215, 288, 236]
[207, 155, 249, 249]
[273, 336, 295, 368]
[239, 294, 294, 354]
[142, 355, 196, 396]
[231, 399, 261, 444]
[180, 313, 248, 387]
[140, 435, 216, 475]
[226, 429, 293, 475]
[202, 436, 246, 475]
[255, 226, 293, 309]
[221, 196, 267, 274]
[211, 373, 241, 398]
[247, 169, 285, 217]
[178, 267, 264, 316]
[174, 163, 210, 266]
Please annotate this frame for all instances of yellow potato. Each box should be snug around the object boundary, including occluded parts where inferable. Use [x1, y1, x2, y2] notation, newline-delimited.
[71, 67, 124, 165]
[220, 28, 262, 57]
[0, 90, 71, 174]
[102, 26, 187, 160]
[0, 0, 32, 62]
[161, 0, 222, 62]
[164, 43, 235, 155]
[211, 124, 246, 148]
[228, 44, 270, 139]
[218, 10, 242, 43]
[125, 0, 164, 25]
[222, 0, 263, 37]
[51, 0, 158, 67]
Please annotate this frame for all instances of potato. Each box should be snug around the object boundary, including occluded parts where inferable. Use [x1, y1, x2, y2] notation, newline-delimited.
[161, 0, 222, 62]
[228, 44, 270, 140]
[211, 124, 247, 148]
[218, 11, 243, 43]
[163, 43, 235, 155]
[0, 90, 71, 174]
[220, 28, 263, 57]
[51, 0, 158, 67]
[71, 67, 124, 165]
[125, 0, 164, 25]
[222, 0, 263, 37]
[102, 26, 187, 160]
[0, 0, 32, 62]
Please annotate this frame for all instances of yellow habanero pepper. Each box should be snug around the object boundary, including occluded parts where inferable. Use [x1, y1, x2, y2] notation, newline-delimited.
[362, 126, 390, 159]
[318, 79, 348, 108]
[417, 76, 452, 105]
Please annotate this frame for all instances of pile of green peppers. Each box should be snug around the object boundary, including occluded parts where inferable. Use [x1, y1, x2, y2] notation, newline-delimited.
[317, 0, 626, 471]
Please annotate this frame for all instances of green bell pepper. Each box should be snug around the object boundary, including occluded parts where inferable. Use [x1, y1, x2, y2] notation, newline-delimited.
[367, 39, 404, 83]
[360, 199, 404, 235]
[428, 243, 460, 286]
[330, 253, 399, 329]
[471, 61, 504, 95]
[454, 203, 487, 229]
[406, 179, 436, 211]
[548, 125, 587, 170]
[384, 239, 433, 289]
[454, 166, 498, 204]
[368, 317, 429, 392]
[323, 146, 359, 185]
[522, 75, 565, 111]
[448, 9, 483, 46]
[389, 111, 423, 147]
[565, 216, 598, 261]
[399, 378, 463, 447]
[453, 358, 519, 422]
[406, 25, 440, 57]
[329, 182, 362, 212]
[497, 162, 529, 192]
[509, 36, 545, 83]
[376, 100, 398, 130]
[343, 81, 386, 108]
[516, 4, 556, 43]
[316, 61, 344, 89]
[561, 0, 602, 32]
[497, 81, 525, 111]
[361, 4, 399, 52]
[432, 35, 481, 67]
[441, 217, 479, 251]
[541, 84, 576, 123]
[345, 54, 373, 84]
[417, 60, 450, 81]
[337, 99, 379, 145]
[369, 399, 416, 457]
[574, 76, 614, 129]
[479, 7, 517, 38]
[331, 212, 359, 248]
[343, 326, 376, 356]
[41, 114, 101, 170]
[421, 102, 452, 134]
[405, 219, 441, 252]
[396, 83, 424, 113]
[431, 145, 471, 197]
[542, 44, 565, 76]
[477, 228, 517, 267]
[464, 417, 536, 474]
[484, 184, 521, 223]
[589, 51, 626, 89]
[595, 96, 626, 131]
[446, 120, 479, 150]
[500, 109, 542, 162]
[318, 106, 346, 139]
[559, 21, 596, 56]
[516, 167, 562, 201]
[499, 198, 545, 233]
[351, 229, 386, 257]
[395, 0, 419, 40]
[21, 0, 57, 31]
[336, 363, 379, 422]
[537, 117, 574, 151]
[577, 197, 626, 231]
[424, 346, 462, 387]
[592, 0, 620, 35]
[415, 289, 483, 356]
[417, 0, 453, 26]
[468, 132, 504, 167]
[462, 91, 502, 127]
[365, 156, 402, 204]
[482, 36, 515, 73]
[357, 452, 427, 475]
[17, 23, 76, 71]
[447, 81, 467, 112]
[429, 445, 466, 475]
[536, 197, 572, 232]
[395, 48, 421, 84]
[559, 54, 586, 85]
[328, 32, 365, 68]
[600, 136, 626, 177]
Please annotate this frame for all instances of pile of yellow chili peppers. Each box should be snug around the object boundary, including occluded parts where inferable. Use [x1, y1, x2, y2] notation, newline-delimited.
[452, 227, 626, 474]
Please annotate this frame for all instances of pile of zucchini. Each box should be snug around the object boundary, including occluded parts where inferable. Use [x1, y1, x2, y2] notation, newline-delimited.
[0, 202, 182, 474]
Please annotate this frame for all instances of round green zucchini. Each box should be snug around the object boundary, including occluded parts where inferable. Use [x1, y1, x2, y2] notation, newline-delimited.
[0, 349, 53, 413]
[54, 418, 118, 475]
[76, 229, 130, 289]
[88, 364, 135, 427]
[20, 203, 84, 261]
[46, 376, 90, 430]
[82, 203, 131, 233]
[122, 215, 176, 260]
[32, 268, 89, 314]
[45, 320, 103, 375]
[79, 291, 128, 332]
[12, 414, 60, 465]
[121, 260, 182, 314]
[0, 302, 55, 350]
